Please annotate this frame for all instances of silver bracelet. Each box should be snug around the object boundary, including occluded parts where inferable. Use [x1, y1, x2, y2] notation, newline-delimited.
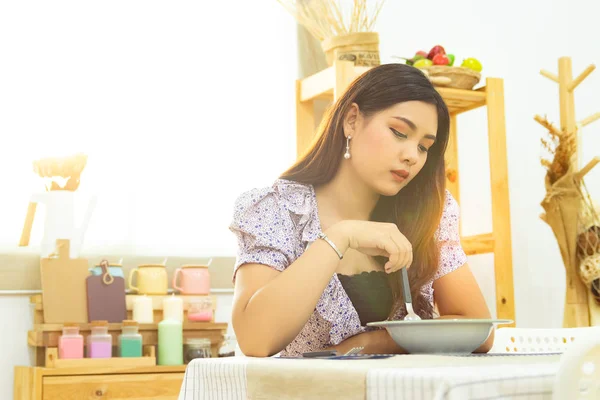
[317, 231, 343, 259]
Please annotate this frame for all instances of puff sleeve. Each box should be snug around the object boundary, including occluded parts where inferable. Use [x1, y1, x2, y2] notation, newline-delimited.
[228, 186, 299, 281]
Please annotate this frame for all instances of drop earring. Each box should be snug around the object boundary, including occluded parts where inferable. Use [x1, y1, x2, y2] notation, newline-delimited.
[344, 135, 352, 159]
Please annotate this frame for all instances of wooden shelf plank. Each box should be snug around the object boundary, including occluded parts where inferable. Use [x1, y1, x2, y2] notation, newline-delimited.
[35, 364, 187, 377]
[30, 294, 218, 311]
[299, 66, 336, 102]
[32, 321, 226, 332]
[462, 233, 495, 256]
[297, 63, 488, 114]
[437, 87, 487, 114]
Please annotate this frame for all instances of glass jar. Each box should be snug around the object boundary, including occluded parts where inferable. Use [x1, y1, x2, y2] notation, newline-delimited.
[184, 338, 211, 363]
[87, 320, 112, 358]
[58, 323, 84, 359]
[187, 297, 213, 322]
[119, 320, 143, 357]
[218, 335, 237, 358]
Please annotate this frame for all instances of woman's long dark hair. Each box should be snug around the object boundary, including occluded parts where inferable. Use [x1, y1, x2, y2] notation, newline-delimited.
[280, 63, 450, 319]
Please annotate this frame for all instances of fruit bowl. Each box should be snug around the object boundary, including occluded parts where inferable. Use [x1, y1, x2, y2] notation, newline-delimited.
[367, 318, 512, 354]
[421, 65, 481, 90]
[397, 45, 483, 90]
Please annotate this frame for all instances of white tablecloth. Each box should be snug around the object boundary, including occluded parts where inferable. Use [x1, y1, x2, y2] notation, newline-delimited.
[178, 354, 561, 400]
[366, 362, 559, 399]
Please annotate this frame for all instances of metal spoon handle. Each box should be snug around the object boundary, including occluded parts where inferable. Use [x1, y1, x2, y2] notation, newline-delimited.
[401, 267, 412, 304]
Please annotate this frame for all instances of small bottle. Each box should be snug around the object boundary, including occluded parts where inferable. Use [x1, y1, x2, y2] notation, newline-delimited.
[119, 320, 143, 358]
[58, 323, 84, 359]
[184, 338, 211, 363]
[87, 320, 112, 358]
[158, 318, 183, 365]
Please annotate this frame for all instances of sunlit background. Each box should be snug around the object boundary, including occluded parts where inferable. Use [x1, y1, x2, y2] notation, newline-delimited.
[0, 1, 297, 257]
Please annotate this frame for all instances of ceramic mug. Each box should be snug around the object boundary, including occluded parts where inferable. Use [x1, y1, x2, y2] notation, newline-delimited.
[128, 264, 168, 295]
[172, 265, 210, 295]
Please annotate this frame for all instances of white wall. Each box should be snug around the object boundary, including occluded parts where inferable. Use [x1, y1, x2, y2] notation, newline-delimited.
[1, 293, 234, 399]
[1, 295, 36, 398]
[375, 0, 600, 327]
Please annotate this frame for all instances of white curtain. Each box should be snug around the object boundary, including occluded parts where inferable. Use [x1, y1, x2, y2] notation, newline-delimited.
[0, 1, 298, 258]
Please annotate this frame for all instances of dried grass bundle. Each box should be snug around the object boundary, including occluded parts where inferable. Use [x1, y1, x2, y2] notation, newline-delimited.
[276, 0, 385, 41]
[33, 152, 88, 191]
[537, 115, 577, 185]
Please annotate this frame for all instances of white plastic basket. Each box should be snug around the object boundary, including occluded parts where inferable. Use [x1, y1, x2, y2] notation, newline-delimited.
[553, 330, 600, 399]
[489, 327, 596, 354]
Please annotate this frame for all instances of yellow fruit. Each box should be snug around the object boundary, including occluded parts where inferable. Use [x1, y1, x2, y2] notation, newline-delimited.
[413, 59, 433, 68]
[461, 58, 482, 72]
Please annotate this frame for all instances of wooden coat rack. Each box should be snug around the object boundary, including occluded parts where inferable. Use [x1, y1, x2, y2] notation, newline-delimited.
[535, 56, 600, 327]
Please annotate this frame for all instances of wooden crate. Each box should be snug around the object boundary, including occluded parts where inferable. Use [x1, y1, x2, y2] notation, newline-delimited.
[44, 345, 156, 369]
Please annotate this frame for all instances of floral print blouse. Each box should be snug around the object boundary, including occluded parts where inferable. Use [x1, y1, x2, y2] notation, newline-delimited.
[229, 178, 467, 357]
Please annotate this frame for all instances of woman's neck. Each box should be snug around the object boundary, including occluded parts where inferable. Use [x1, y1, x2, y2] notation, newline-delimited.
[315, 163, 380, 225]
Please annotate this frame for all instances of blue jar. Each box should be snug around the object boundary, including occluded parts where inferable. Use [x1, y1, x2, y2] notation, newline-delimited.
[89, 264, 124, 279]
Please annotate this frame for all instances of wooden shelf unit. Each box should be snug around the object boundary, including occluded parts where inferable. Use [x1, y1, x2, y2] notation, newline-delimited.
[15, 294, 229, 399]
[296, 60, 515, 324]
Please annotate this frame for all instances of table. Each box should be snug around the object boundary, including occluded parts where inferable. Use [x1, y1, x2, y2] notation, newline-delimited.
[177, 353, 562, 399]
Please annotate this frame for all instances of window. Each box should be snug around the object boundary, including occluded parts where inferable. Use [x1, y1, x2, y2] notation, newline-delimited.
[0, 1, 298, 266]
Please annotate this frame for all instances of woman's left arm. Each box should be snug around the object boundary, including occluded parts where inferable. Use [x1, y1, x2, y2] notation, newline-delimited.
[329, 329, 406, 355]
[432, 263, 493, 352]
[430, 191, 494, 352]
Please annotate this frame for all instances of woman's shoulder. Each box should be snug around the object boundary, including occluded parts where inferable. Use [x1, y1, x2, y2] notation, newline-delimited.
[229, 178, 321, 273]
[232, 178, 314, 213]
[230, 178, 319, 235]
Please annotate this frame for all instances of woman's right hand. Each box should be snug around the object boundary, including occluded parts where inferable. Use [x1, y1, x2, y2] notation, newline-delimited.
[327, 220, 413, 274]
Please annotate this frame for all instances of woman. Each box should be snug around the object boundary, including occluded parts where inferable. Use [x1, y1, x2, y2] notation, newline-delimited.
[229, 63, 492, 357]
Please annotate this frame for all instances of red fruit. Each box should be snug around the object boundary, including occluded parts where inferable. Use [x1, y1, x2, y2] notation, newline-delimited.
[432, 53, 450, 65]
[416, 50, 428, 58]
[427, 45, 445, 60]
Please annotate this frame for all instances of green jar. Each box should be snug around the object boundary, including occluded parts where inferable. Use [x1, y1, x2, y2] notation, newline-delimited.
[119, 320, 143, 358]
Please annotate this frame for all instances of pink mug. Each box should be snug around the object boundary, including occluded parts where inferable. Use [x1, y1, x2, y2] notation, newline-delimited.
[172, 265, 210, 295]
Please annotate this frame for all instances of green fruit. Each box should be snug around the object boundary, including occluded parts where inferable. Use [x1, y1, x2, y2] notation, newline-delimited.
[447, 54, 455, 66]
[404, 53, 426, 66]
[413, 58, 433, 68]
[461, 57, 482, 72]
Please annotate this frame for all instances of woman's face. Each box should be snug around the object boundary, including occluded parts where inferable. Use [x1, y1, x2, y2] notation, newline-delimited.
[344, 101, 439, 196]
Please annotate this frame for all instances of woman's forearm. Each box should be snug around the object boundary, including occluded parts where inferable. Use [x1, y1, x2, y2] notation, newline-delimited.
[330, 329, 407, 355]
[233, 226, 349, 357]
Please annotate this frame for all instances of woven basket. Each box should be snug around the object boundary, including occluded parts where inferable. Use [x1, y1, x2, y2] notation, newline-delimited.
[420, 66, 481, 90]
[321, 32, 380, 67]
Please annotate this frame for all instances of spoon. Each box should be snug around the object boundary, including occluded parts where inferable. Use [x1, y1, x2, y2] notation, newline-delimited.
[401, 267, 421, 321]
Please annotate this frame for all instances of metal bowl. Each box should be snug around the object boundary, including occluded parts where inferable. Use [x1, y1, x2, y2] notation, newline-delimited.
[367, 319, 513, 354]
